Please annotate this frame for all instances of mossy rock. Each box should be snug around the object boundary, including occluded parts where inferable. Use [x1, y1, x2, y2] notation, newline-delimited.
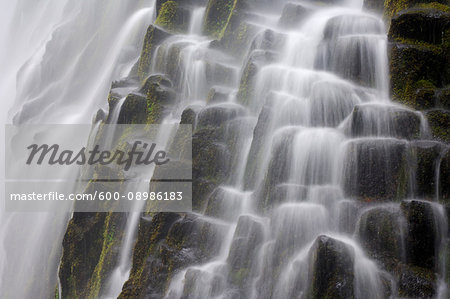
[436, 85, 450, 109]
[389, 6, 450, 45]
[384, 0, 450, 22]
[137, 25, 171, 82]
[236, 50, 278, 107]
[59, 212, 126, 299]
[356, 207, 404, 264]
[401, 200, 442, 270]
[425, 109, 450, 142]
[203, 0, 242, 39]
[211, 7, 260, 57]
[143, 75, 176, 124]
[307, 235, 355, 299]
[117, 93, 147, 124]
[410, 141, 446, 198]
[59, 213, 107, 299]
[439, 148, 450, 200]
[155, 1, 190, 33]
[396, 264, 436, 298]
[118, 213, 181, 299]
[192, 127, 230, 210]
[343, 139, 410, 201]
[390, 42, 445, 109]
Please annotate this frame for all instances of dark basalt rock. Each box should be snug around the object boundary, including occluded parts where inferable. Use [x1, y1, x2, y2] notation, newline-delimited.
[307, 235, 355, 299]
[192, 127, 230, 210]
[155, 1, 191, 33]
[401, 200, 442, 270]
[137, 25, 171, 81]
[425, 109, 450, 142]
[410, 141, 445, 198]
[60, 212, 126, 298]
[196, 103, 246, 129]
[227, 215, 265, 286]
[94, 108, 107, 123]
[316, 15, 384, 87]
[140, 74, 173, 93]
[165, 214, 228, 262]
[258, 128, 296, 211]
[204, 187, 244, 221]
[237, 49, 278, 106]
[118, 213, 181, 299]
[347, 104, 422, 139]
[388, 3, 450, 110]
[243, 103, 272, 190]
[396, 264, 436, 298]
[117, 93, 147, 124]
[356, 207, 404, 264]
[141, 75, 177, 124]
[436, 85, 450, 109]
[278, 3, 311, 28]
[203, 0, 244, 39]
[180, 107, 197, 125]
[343, 139, 410, 200]
[440, 147, 450, 200]
[389, 6, 450, 45]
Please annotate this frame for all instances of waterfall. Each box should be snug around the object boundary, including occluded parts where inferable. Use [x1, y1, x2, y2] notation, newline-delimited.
[2, 0, 448, 298]
[0, 0, 155, 298]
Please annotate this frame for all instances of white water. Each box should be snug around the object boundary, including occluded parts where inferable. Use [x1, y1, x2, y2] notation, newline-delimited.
[1, 0, 448, 298]
[0, 0, 155, 298]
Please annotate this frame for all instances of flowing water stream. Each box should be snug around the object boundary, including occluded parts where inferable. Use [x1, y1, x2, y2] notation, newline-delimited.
[1, 0, 448, 298]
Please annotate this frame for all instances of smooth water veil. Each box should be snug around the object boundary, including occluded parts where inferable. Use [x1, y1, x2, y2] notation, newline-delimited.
[1, 0, 449, 298]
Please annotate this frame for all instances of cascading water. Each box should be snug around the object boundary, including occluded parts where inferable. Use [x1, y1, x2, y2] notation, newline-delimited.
[0, 0, 155, 298]
[2, 0, 448, 298]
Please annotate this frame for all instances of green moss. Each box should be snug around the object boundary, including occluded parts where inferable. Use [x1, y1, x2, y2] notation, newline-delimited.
[203, 0, 240, 39]
[155, 1, 178, 32]
[137, 25, 170, 82]
[426, 109, 450, 142]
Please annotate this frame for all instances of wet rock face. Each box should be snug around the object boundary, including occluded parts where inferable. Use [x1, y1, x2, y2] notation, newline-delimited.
[278, 3, 311, 28]
[308, 236, 355, 299]
[227, 215, 265, 286]
[389, 6, 450, 45]
[155, 1, 191, 33]
[388, 4, 450, 111]
[348, 104, 421, 139]
[59, 212, 126, 299]
[397, 264, 436, 298]
[137, 25, 171, 81]
[119, 213, 181, 299]
[357, 207, 404, 263]
[440, 148, 450, 201]
[117, 93, 147, 124]
[343, 139, 409, 200]
[425, 109, 450, 142]
[401, 200, 441, 270]
[410, 141, 445, 198]
[192, 127, 230, 210]
[196, 103, 246, 129]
